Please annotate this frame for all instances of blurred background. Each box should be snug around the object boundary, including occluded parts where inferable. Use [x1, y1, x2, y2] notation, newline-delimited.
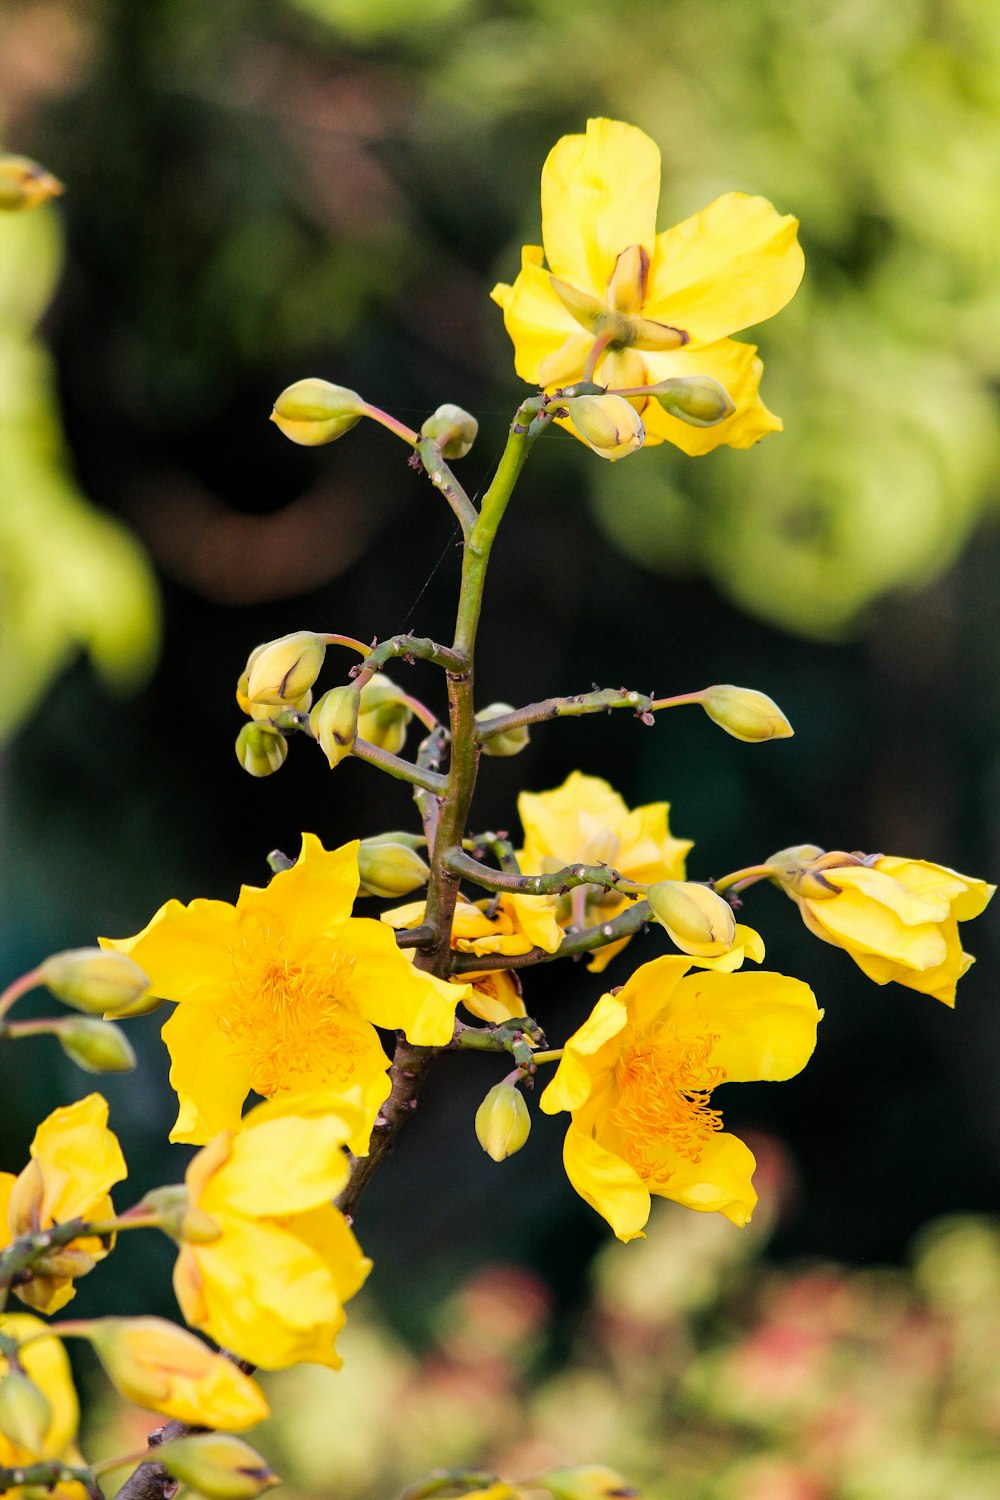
[2, 0, 1000, 1494]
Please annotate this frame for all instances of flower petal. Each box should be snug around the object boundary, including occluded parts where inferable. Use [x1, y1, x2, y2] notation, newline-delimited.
[162, 1005, 253, 1145]
[204, 1115, 352, 1218]
[562, 1123, 651, 1242]
[805, 890, 947, 971]
[541, 119, 661, 297]
[237, 833, 359, 948]
[493, 252, 583, 385]
[649, 1130, 758, 1225]
[336, 916, 464, 1044]
[540, 991, 629, 1114]
[31, 1095, 127, 1225]
[644, 192, 804, 345]
[875, 857, 995, 923]
[101, 898, 241, 1005]
[659, 970, 821, 1082]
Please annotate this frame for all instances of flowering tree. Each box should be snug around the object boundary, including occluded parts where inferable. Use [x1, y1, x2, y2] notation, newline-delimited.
[0, 120, 993, 1500]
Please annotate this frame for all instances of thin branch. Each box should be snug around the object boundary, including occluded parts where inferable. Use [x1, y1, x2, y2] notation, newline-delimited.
[414, 437, 478, 538]
[443, 847, 645, 899]
[449, 900, 653, 974]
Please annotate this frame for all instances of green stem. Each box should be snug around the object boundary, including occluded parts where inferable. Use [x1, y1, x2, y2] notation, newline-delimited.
[0, 968, 41, 1023]
[0, 1462, 102, 1500]
[361, 403, 419, 446]
[713, 863, 779, 894]
[415, 437, 478, 538]
[350, 737, 448, 795]
[357, 633, 467, 677]
[474, 685, 659, 742]
[444, 847, 645, 899]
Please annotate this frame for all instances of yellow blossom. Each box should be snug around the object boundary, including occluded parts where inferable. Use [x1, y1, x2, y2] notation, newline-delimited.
[510, 771, 692, 973]
[491, 118, 803, 455]
[0, 1316, 83, 1497]
[172, 1095, 371, 1370]
[540, 955, 820, 1240]
[0, 1096, 126, 1314]
[101, 835, 468, 1151]
[382, 900, 527, 1024]
[769, 846, 995, 1006]
[73, 1317, 269, 1429]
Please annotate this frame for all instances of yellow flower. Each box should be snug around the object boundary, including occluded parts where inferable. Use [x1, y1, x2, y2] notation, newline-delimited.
[75, 1317, 269, 1429]
[769, 846, 995, 1006]
[540, 955, 820, 1241]
[382, 899, 527, 1024]
[510, 771, 692, 973]
[0, 1315, 83, 1496]
[0, 1096, 126, 1314]
[173, 1095, 371, 1370]
[101, 835, 467, 1151]
[491, 117, 803, 455]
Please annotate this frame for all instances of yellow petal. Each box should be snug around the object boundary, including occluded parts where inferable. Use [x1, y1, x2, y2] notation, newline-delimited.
[0, 1173, 14, 1249]
[541, 119, 661, 298]
[660, 970, 821, 1083]
[504, 893, 563, 953]
[494, 253, 583, 385]
[287, 1203, 372, 1306]
[162, 1005, 253, 1145]
[688, 923, 766, 973]
[825, 864, 952, 925]
[31, 1095, 127, 1225]
[876, 857, 995, 923]
[335, 917, 463, 1044]
[0, 1314, 80, 1461]
[176, 1213, 349, 1370]
[618, 802, 692, 883]
[540, 992, 629, 1114]
[643, 192, 803, 345]
[237, 834, 359, 948]
[203, 1116, 352, 1218]
[804, 890, 947, 970]
[519, 772, 628, 861]
[641, 340, 782, 456]
[562, 1124, 651, 1242]
[849, 919, 972, 1007]
[101, 898, 241, 1005]
[647, 1130, 758, 1225]
[618, 953, 700, 1034]
[461, 971, 526, 1024]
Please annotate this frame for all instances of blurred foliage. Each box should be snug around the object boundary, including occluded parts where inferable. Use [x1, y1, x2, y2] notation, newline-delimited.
[0, 199, 158, 742]
[87, 1188, 1000, 1499]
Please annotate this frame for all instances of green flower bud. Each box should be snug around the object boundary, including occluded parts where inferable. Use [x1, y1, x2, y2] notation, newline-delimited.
[159, 1434, 279, 1500]
[0, 155, 63, 212]
[235, 722, 288, 778]
[475, 703, 530, 758]
[357, 673, 412, 755]
[537, 1468, 639, 1500]
[475, 1082, 531, 1162]
[57, 1017, 137, 1074]
[700, 685, 794, 742]
[357, 841, 430, 899]
[563, 394, 644, 461]
[309, 684, 361, 768]
[646, 881, 736, 957]
[0, 1370, 52, 1453]
[646, 375, 735, 426]
[35, 948, 151, 1018]
[245, 631, 326, 707]
[270, 378, 366, 446]
[420, 404, 479, 460]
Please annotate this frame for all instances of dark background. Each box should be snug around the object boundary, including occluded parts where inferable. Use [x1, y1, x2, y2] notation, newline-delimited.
[2, 0, 999, 1338]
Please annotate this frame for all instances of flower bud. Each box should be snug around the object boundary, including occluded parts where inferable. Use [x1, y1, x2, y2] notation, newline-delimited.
[159, 1434, 279, 1499]
[235, 722, 288, 778]
[647, 375, 735, 426]
[420, 404, 479, 460]
[766, 845, 862, 901]
[309, 684, 361, 768]
[646, 881, 737, 957]
[357, 841, 430, 899]
[270, 378, 366, 446]
[57, 1017, 137, 1074]
[136, 1185, 221, 1244]
[0, 1370, 52, 1452]
[357, 673, 412, 755]
[0, 155, 63, 212]
[237, 667, 311, 721]
[563, 394, 644, 460]
[475, 703, 530, 758]
[475, 1082, 531, 1162]
[700, 685, 794, 742]
[35, 948, 151, 1018]
[245, 631, 326, 707]
[537, 1467, 639, 1500]
[79, 1318, 269, 1430]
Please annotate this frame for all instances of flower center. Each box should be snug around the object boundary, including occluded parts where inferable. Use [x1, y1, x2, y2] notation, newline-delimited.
[218, 941, 370, 1098]
[611, 1024, 725, 1181]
